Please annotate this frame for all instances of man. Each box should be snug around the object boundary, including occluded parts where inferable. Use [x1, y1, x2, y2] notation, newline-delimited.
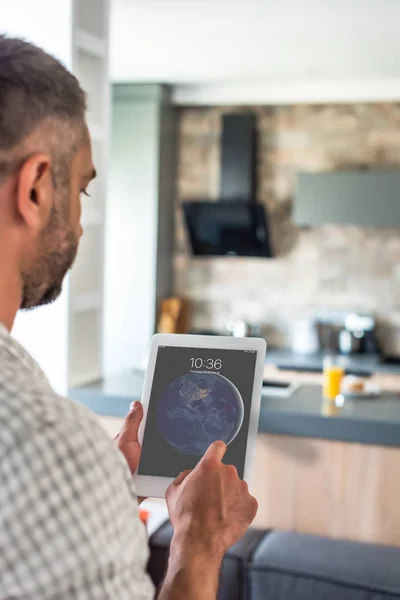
[0, 34, 258, 599]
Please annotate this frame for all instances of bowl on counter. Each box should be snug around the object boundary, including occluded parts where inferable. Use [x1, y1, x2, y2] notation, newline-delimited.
[341, 375, 381, 399]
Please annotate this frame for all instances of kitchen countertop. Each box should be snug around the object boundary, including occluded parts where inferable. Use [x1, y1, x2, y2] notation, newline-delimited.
[70, 370, 144, 418]
[265, 350, 400, 375]
[70, 369, 400, 449]
[259, 384, 400, 447]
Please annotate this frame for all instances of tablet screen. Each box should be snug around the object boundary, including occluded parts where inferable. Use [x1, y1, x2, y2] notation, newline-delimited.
[138, 346, 257, 479]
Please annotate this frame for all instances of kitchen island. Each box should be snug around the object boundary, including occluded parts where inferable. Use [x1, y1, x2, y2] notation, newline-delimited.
[70, 366, 400, 546]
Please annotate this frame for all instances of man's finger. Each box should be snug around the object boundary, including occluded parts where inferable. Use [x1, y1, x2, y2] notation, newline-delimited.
[202, 440, 227, 462]
[119, 401, 143, 441]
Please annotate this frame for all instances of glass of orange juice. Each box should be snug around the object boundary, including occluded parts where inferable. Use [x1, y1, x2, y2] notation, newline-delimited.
[323, 355, 345, 401]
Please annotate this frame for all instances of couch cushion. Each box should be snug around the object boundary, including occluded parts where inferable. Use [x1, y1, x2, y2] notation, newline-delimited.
[250, 531, 400, 600]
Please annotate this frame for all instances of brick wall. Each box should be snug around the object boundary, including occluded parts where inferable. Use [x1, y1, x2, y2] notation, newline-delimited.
[174, 104, 400, 352]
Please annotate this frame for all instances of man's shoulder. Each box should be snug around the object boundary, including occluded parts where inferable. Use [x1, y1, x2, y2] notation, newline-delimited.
[0, 330, 107, 454]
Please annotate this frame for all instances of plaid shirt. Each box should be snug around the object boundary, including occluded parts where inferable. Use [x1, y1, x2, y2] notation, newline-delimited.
[0, 323, 154, 599]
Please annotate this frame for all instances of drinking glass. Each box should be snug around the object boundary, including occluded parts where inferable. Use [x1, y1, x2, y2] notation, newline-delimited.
[323, 355, 345, 401]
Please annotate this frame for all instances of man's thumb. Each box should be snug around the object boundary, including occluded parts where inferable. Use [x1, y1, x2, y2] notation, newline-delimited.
[120, 401, 143, 440]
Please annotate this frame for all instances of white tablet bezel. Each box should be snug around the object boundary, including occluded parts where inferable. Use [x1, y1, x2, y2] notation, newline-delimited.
[135, 333, 266, 498]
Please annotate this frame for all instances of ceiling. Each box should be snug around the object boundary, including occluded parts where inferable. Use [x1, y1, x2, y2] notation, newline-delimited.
[110, 0, 400, 104]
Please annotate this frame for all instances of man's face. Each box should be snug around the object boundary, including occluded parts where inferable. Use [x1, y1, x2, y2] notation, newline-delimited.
[21, 132, 96, 309]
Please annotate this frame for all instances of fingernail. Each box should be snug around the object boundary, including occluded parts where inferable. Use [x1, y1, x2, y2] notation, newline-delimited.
[130, 401, 140, 410]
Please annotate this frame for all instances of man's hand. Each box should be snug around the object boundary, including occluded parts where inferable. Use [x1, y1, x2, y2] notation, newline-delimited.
[115, 401, 143, 474]
[115, 401, 146, 504]
[166, 440, 258, 558]
[159, 441, 258, 600]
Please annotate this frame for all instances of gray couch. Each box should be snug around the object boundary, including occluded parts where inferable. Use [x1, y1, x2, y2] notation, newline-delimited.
[148, 521, 400, 599]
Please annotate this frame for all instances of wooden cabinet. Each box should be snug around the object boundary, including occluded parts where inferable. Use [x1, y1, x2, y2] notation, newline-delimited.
[252, 433, 400, 546]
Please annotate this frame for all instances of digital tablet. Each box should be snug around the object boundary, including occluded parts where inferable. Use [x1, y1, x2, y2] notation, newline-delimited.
[135, 334, 266, 498]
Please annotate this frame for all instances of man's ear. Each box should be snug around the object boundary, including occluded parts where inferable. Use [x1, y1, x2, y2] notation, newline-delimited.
[16, 154, 54, 231]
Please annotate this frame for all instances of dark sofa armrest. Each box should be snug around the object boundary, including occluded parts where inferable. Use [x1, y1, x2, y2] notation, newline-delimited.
[147, 520, 173, 591]
[147, 520, 266, 599]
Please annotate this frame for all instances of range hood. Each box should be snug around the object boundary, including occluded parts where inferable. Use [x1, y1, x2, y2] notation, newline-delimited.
[294, 171, 400, 227]
[183, 114, 273, 257]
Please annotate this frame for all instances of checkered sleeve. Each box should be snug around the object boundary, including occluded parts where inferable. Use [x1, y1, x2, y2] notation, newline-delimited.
[0, 405, 155, 599]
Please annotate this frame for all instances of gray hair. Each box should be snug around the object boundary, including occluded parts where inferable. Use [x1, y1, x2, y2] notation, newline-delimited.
[0, 34, 86, 184]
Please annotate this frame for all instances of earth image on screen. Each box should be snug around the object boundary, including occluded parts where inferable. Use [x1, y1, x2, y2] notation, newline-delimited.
[157, 372, 244, 456]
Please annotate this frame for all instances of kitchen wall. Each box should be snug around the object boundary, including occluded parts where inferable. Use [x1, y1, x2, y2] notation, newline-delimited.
[174, 104, 400, 352]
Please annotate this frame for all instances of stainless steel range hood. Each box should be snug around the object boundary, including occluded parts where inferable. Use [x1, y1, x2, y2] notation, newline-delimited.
[294, 171, 400, 227]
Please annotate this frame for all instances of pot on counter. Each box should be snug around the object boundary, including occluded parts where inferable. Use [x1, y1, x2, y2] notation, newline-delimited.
[290, 318, 320, 355]
[338, 313, 380, 355]
[338, 328, 362, 355]
[226, 320, 261, 338]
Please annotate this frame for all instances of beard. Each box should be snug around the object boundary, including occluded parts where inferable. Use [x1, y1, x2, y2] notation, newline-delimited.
[20, 205, 79, 310]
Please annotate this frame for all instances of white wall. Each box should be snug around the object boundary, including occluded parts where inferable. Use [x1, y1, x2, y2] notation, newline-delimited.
[110, 0, 400, 106]
[173, 80, 400, 106]
[103, 86, 161, 376]
[1, 0, 73, 394]
[0, 1, 73, 65]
